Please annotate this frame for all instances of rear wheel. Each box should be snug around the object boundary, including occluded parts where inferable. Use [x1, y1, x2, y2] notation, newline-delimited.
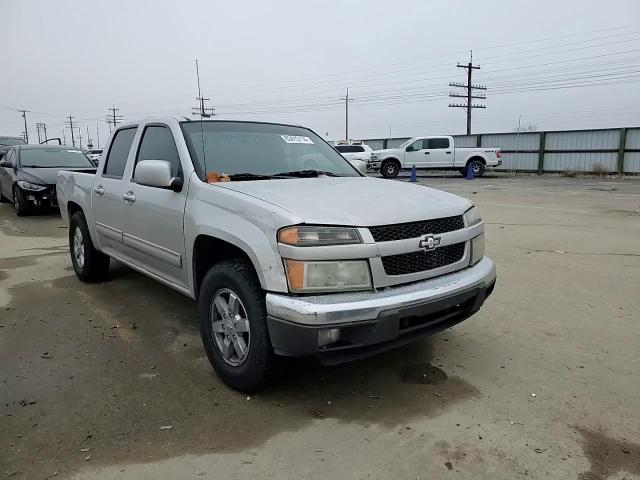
[12, 186, 29, 216]
[69, 211, 110, 282]
[467, 159, 485, 177]
[198, 259, 275, 392]
[381, 160, 400, 178]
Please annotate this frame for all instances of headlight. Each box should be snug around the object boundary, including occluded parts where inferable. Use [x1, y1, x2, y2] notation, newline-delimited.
[464, 206, 482, 227]
[284, 259, 372, 293]
[278, 226, 362, 247]
[17, 180, 47, 191]
[471, 233, 485, 265]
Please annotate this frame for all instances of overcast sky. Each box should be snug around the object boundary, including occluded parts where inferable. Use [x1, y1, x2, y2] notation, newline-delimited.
[1, 0, 639, 146]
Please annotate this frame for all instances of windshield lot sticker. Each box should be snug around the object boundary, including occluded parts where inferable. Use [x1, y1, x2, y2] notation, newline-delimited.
[280, 135, 314, 144]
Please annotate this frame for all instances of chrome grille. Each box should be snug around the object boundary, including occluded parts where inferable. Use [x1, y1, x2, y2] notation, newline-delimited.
[369, 216, 464, 242]
[381, 243, 466, 276]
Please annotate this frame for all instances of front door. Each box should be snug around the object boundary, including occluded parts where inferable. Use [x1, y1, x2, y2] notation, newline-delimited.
[121, 124, 188, 289]
[0, 150, 16, 198]
[404, 139, 429, 168]
[92, 127, 138, 256]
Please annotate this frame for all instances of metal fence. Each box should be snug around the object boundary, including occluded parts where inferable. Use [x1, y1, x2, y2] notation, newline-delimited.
[359, 126, 640, 174]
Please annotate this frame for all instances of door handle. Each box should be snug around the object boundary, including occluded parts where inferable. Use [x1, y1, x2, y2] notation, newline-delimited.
[122, 191, 136, 205]
[94, 185, 105, 196]
[424, 151, 430, 154]
[446, 151, 452, 154]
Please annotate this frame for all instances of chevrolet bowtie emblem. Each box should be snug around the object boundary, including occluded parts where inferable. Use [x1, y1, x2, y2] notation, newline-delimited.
[418, 234, 441, 251]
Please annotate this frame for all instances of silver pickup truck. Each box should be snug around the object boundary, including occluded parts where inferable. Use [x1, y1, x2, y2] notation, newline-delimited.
[57, 117, 496, 392]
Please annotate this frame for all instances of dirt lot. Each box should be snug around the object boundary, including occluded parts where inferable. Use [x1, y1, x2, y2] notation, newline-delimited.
[1, 175, 639, 480]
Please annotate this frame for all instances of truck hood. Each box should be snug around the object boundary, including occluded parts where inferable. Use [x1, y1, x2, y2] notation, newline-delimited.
[19, 167, 96, 186]
[218, 177, 472, 226]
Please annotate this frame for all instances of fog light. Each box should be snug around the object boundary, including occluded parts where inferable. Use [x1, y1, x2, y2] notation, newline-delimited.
[318, 328, 341, 348]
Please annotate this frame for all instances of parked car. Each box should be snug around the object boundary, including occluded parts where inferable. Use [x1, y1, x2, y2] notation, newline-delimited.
[0, 145, 95, 215]
[57, 117, 496, 392]
[0, 136, 26, 159]
[335, 143, 374, 162]
[371, 136, 501, 178]
[85, 149, 103, 166]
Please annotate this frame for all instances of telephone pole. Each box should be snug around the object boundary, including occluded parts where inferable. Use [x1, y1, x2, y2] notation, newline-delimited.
[35, 122, 48, 143]
[106, 105, 123, 132]
[449, 51, 486, 134]
[96, 123, 100, 148]
[19, 110, 30, 143]
[65, 115, 77, 147]
[340, 87, 354, 142]
[192, 59, 215, 118]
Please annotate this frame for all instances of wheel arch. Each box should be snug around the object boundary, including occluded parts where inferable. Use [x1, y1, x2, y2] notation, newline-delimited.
[192, 234, 268, 300]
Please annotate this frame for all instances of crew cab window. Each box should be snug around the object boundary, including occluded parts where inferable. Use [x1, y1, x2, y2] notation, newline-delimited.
[103, 128, 137, 178]
[406, 139, 424, 151]
[427, 138, 450, 149]
[135, 126, 182, 177]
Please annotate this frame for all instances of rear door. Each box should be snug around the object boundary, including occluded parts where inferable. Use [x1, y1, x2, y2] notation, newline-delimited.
[92, 127, 138, 255]
[120, 124, 188, 288]
[424, 137, 452, 167]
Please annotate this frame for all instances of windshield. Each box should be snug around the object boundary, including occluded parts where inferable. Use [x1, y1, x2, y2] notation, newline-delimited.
[0, 137, 26, 147]
[181, 121, 360, 179]
[19, 148, 94, 168]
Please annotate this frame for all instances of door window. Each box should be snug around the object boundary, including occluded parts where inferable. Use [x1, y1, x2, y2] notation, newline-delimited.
[427, 138, 450, 149]
[103, 128, 137, 178]
[407, 139, 424, 151]
[135, 126, 182, 178]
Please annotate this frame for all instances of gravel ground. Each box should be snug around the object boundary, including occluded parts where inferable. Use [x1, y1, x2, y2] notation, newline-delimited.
[1, 175, 639, 479]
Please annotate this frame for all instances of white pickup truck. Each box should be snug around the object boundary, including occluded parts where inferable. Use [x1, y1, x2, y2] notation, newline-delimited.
[371, 136, 501, 178]
[57, 117, 496, 392]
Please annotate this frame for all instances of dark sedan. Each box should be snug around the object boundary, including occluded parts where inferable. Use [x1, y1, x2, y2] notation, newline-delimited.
[0, 145, 95, 216]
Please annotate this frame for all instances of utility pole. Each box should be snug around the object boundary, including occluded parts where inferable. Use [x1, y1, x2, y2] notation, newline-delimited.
[106, 105, 123, 132]
[96, 123, 100, 148]
[340, 87, 354, 142]
[35, 122, 48, 143]
[65, 115, 77, 147]
[449, 51, 486, 135]
[192, 59, 214, 118]
[19, 110, 30, 143]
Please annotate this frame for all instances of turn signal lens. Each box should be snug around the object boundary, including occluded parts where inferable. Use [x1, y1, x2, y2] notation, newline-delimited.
[278, 226, 361, 246]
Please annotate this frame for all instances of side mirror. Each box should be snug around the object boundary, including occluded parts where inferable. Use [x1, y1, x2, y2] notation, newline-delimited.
[0, 160, 14, 168]
[135, 160, 182, 191]
[350, 159, 367, 175]
[406, 146, 414, 152]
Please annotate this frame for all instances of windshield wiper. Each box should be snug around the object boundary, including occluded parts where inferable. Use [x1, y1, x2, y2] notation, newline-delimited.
[226, 172, 287, 181]
[273, 169, 341, 178]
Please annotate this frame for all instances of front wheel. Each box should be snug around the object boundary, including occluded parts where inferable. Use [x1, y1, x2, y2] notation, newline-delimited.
[198, 259, 275, 392]
[381, 160, 400, 178]
[69, 211, 110, 282]
[13, 186, 29, 216]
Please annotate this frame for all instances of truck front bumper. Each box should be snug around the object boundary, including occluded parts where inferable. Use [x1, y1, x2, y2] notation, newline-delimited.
[266, 256, 496, 364]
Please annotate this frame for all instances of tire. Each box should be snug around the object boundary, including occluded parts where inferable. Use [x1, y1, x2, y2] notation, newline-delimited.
[69, 211, 110, 282]
[198, 258, 275, 392]
[13, 185, 30, 216]
[381, 160, 400, 178]
[467, 159, 486, 177]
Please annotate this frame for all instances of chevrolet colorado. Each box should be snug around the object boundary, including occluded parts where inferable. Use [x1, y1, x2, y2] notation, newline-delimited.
[57, 117, 496, 391]
[371, 136, 501, 178]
